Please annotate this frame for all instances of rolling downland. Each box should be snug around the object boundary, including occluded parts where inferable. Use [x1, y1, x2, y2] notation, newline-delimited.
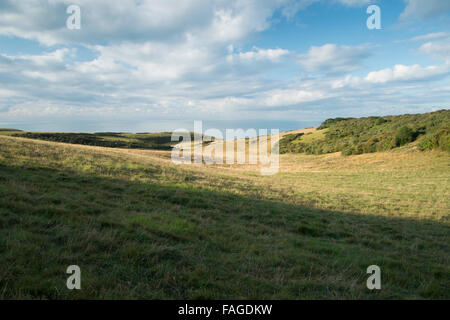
[0, 111, 449, 299]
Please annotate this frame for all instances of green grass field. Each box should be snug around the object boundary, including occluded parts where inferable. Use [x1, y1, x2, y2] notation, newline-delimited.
[0, 133, 448, 299]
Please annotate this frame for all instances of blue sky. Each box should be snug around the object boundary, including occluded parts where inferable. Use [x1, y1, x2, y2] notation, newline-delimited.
[0, 0, 449, 132]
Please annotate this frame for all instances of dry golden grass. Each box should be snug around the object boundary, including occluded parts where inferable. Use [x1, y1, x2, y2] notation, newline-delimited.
[3, 133, 447, 221]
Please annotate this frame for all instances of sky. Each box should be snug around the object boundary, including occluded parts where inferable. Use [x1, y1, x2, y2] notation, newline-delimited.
[0, 0, 449, 132]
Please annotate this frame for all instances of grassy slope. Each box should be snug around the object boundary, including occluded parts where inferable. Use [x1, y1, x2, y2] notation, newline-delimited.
[280, 109, 450, 155]
[0, 131, 180, 151]
[0, 135, 449, 299]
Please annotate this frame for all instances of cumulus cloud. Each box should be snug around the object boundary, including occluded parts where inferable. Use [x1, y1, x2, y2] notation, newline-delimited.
[297, 44, 371, 74]
[419, 36, 450, 62]
[365, 64, 449, 83]
[0, 0, 448, 125]
[0, 0, 305, 118]
[0, 0, 212, 45]
[0, 0, 311, 46]
[0, 0, 375, 46]
[237, 47, 290, 62]
[333, 62, 450, 88]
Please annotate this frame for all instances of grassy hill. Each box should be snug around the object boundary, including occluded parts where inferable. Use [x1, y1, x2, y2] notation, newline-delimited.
[280, 109, 450, 155]
[0, 129, 23, 132]
[0, 131, 208, 151]
[0, 134, 448, 299]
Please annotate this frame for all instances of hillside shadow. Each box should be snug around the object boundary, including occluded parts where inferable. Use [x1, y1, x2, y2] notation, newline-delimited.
[0, 162, 448, 300]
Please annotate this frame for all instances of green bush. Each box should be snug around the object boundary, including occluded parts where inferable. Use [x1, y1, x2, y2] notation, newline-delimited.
[279, 133, 304, 153]
[395, 126, 415, 147]
[341, 147, 355, 156]
[318, 117, 354, 130]
[438, 130, 450, 152]
[419, 129, 450, 152]
[375, 118, 388, 125]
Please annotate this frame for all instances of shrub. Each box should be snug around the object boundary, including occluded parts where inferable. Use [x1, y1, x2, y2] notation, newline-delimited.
[318, 117, 354, 130]
[395, 126, 415, 147]
[341, 148, 353, 156]
[375, 118, 388, 125]
[419, 129, 450, 152]
[279, 133, 304, 153]
[438, 130, 450, 152]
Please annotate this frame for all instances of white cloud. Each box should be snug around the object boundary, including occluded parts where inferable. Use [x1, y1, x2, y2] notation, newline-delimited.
[281, 0, 319, 19]
[238, 47, 290, 62]
[365, 64, 449, 83]
[261, 88, 328, 107]
[0, 88, 18, 98]
[0, 0, 212, 46]
[419, 36, 450, 62]
[0, 0, 311, 46]
[298, 44, 371, 74]
[410, 32, 449, 42]
[333, 62, 450, 87]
